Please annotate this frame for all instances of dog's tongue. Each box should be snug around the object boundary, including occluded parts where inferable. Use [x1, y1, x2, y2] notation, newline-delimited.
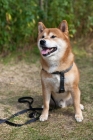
[41, 49, 50, 55]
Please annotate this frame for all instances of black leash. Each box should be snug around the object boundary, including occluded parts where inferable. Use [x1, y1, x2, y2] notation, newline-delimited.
[0, 97, 42, 127]
[0, 96, 56, 127]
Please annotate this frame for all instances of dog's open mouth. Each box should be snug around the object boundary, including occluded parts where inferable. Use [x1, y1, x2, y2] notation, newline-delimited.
[41, 47, 57, 56]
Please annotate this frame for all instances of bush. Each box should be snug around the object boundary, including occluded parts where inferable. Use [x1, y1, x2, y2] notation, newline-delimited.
[0, 0, 39, 52]
[46, 0, 93, 37]
[0, 0, 93, 53]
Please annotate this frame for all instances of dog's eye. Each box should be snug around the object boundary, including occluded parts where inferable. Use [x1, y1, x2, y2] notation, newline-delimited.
[42, 35, 44, 38]
[51, 35, 56, 38]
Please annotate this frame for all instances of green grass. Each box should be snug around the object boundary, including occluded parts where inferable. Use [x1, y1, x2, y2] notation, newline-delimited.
[73, 45, 87, 57]
[0, 43, 93, 140]
[1, 126, 51, 140]
[0, 45, 40, 64]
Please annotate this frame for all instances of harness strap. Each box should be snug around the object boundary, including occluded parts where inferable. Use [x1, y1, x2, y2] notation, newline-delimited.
[52, 64, 73, 74]
[42, 64, 73, 93]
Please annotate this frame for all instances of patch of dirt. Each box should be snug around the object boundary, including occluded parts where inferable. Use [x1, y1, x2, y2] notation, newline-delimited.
[0, 61, 41, 92]
[0, 61, 42, 117]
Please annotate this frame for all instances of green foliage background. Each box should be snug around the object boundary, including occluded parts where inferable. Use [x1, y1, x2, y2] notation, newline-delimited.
[0, 0, 93, 53]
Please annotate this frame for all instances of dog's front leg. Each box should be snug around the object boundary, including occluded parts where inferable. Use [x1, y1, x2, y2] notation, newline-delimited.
[72, 86, 83, 122]
[40, 87, 51, 121]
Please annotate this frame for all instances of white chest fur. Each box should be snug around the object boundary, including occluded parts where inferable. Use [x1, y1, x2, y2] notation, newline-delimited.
[51, 74, 60, 92]
[42, 72, 75, 93]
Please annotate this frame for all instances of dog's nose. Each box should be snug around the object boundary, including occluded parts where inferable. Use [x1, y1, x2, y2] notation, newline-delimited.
[40, 40, 46, 46]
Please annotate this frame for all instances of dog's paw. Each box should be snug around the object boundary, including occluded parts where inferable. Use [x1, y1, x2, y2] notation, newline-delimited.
[75, 114, 83, 122]
[39, 114, 48, 121]
[80, 104, 84, 110]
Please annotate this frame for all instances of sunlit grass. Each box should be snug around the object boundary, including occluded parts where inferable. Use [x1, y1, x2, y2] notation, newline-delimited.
[72, 45, 87, 57]
[0, 45, 40, 64]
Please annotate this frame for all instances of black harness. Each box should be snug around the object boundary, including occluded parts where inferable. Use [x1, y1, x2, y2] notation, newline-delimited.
[42, 64, 73, 93]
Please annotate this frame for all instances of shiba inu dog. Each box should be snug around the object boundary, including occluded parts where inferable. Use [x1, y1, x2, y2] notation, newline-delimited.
[37, 20, 84, 122]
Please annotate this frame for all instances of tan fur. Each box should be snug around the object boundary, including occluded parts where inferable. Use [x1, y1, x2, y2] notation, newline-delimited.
[37, 20, 84, 122]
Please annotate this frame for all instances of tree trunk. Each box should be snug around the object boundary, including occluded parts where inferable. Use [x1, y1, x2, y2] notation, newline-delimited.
[39, 0, 44, 10]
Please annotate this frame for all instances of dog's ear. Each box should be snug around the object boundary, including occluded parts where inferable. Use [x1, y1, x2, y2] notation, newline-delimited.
[38, 22, 46, 34]
[59, 20, 68, 35]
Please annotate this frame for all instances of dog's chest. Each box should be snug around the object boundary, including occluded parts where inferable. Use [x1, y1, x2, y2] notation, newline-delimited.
[44, 75, 60, 92]
[43, 73, 74, 92]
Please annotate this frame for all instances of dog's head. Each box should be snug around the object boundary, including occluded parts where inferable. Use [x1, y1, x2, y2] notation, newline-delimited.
[37, 20, 70, 61]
